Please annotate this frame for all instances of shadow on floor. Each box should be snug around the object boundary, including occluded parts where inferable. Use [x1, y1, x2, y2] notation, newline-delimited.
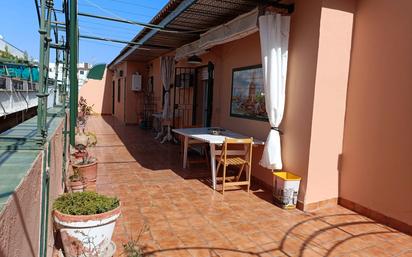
[135, 213, 401, 257]
[99, 115, 274, 203]
[95, 116, 408, 257]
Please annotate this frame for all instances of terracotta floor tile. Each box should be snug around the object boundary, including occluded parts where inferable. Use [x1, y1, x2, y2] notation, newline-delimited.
[397, 251, 412, 257]
[187, 248, 220, 257]
[150, 228, 175, 241]
[322, 236, 373, 256]
[227, 235, 257, 251]
[279, 235, 307, 256]
[178, 233, 208, 246]
[88, 116, 412, 257]
[248, 231, 275, 245]
[200, 229, 226, 242]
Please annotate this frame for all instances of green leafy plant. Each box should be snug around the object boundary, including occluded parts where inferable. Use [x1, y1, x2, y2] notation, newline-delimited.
[53, 192, 119, 215]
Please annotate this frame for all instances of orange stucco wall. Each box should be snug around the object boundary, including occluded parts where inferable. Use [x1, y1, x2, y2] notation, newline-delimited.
[305, 0, 356, 204]
[124, 61, 147, 124]
[148, 57, 163, 113]
[112, 62, 127, 123]
[109, 61, 148, 124]
[341, 0, 412, 226]
[0, 155, 42, 257]
[79, 70, 113, 115]
[281, 0, 322, 204]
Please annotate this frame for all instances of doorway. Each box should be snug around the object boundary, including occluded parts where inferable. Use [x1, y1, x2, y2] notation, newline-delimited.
[173, 67, 196, 128]
[112, 80, 115, 115]
[172, 62, 214, 128]
[195, 65, 211, 127]
[194, 62, 214, 127]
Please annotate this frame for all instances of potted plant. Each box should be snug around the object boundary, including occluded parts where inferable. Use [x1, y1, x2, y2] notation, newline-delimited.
[75, 130, 89, 148]
[68, 171, 85, 192]
[53, 192, 121, 257]
[76, 96, 94, 134]
[72, 150, 98, 184]
[78, 97, 94, 119]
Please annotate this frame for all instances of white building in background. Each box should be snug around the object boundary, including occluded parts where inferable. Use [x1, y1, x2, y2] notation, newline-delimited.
[77, 63, 92, 86]
[0, 35, 25, 59]
[49, 62, 92, 87]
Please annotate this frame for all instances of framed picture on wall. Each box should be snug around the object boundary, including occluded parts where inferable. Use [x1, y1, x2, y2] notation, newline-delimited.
[230, 65, 268, 121]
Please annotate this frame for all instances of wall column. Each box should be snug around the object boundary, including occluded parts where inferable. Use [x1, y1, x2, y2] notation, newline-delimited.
[304, 0, 356, 208]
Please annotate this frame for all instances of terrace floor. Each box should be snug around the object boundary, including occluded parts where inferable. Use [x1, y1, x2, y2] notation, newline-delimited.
[88, 116, 412, 257]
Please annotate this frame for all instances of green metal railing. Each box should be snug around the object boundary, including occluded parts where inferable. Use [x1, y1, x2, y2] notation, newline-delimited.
[69, 0, 78, 147]
[32, 0, 201, 255]
[36, 0, 75, 256]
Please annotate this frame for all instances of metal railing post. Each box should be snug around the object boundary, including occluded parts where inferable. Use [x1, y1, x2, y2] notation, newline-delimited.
[36, 0, 51, 140]
[53, 49, 59, 107]
[69, 0, 78, 146]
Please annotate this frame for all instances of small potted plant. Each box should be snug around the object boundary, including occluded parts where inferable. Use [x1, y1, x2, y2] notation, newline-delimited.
[53, 192, 121, 257]
[68, 171, 85, 192]
[76, 97, 94, 136]
[72, 150, 98, 184]
[78, 97, 94, 123]
[74, 130, 97, 157]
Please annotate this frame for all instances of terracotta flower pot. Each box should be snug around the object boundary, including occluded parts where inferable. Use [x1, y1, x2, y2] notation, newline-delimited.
[69, 180, 85, 193]
[72, 161, 97, 183]
[53, 205, 121, 257]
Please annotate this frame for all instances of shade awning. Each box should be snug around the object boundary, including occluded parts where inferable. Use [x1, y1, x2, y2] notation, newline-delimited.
[175, 8, 259, 61]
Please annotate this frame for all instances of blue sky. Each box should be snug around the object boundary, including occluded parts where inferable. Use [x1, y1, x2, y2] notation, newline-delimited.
[0, 0, 168, 64]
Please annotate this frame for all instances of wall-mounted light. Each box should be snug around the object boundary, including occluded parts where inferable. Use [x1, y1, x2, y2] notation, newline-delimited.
[187, 55, 202, 65]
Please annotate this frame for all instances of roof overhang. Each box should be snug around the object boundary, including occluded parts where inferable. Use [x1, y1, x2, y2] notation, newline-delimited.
[108, 0, 294, 68]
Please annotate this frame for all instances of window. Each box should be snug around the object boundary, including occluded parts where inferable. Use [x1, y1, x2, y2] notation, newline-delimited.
[79, 70, 84, 75]
[117, 79, 121, 103]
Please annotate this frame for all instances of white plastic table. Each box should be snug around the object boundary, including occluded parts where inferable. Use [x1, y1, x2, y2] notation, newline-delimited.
[172, 127, 264, 190]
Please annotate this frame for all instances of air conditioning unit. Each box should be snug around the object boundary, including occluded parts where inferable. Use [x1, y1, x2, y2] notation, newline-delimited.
[132, 73, 142, 91]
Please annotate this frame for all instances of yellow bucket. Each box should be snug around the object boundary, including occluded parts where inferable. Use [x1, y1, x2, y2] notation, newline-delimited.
[273, 171, 301, 209]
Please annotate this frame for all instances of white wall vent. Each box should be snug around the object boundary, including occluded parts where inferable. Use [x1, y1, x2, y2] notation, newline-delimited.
[131, 73, 142, 91]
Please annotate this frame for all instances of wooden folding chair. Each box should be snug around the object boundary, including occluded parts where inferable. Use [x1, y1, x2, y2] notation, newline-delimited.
[216, 137, 253, 194]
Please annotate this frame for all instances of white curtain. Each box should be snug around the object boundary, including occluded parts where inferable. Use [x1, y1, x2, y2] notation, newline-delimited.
[259, 14, 290, 170]
[161, 56, 175, 119]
